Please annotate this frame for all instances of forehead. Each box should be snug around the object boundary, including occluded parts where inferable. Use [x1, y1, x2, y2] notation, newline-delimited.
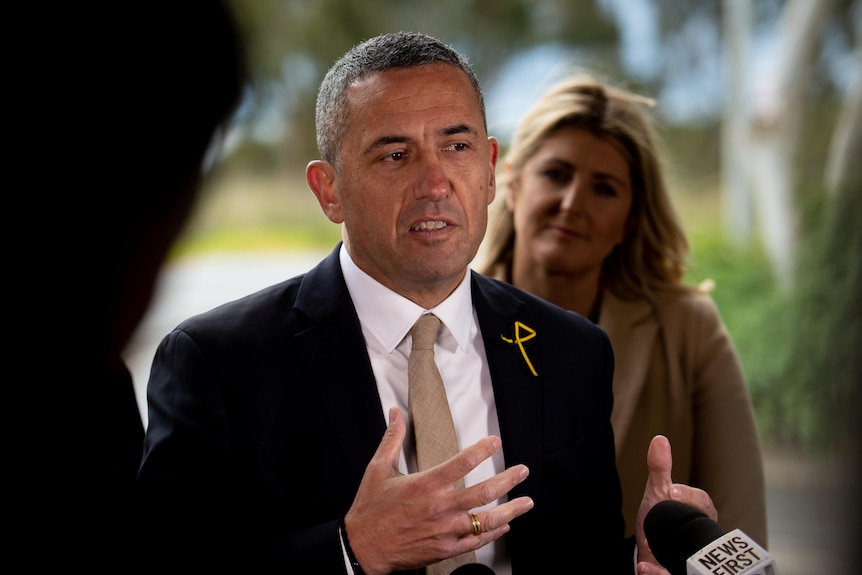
[345, 63, 484, 135]
[540, 126, 630, 169]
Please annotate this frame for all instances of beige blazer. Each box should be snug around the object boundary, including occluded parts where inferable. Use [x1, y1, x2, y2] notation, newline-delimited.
[600, 289, 768, 546]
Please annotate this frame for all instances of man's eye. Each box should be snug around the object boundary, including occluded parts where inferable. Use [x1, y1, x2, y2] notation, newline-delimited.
[387, 151, 405, 161]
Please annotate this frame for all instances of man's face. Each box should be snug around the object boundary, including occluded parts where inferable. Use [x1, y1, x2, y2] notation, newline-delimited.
[313, 63, 498, 307]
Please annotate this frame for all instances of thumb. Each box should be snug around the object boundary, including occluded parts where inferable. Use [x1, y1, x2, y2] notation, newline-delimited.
[646, 434, 673, 496]
[368, 407, 407, 477]
[635, 435, 674, 563]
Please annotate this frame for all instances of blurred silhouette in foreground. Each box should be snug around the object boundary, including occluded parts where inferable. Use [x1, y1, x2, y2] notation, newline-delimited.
[18, 1, 247, 566]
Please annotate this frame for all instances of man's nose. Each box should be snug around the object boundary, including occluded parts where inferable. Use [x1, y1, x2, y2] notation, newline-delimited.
[415, 154, 451, 200]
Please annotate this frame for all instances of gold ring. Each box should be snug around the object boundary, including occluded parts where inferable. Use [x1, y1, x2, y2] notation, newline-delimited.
[469, 512, 481, 536]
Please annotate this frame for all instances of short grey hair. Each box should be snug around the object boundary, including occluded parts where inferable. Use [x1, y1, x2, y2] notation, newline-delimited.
[314, 31, 486, 170]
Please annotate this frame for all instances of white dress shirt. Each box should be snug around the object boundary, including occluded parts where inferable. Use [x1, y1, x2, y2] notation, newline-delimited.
[340, 244, 511, 573]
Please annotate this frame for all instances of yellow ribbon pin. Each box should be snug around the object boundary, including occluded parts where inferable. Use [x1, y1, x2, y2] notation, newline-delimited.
[501, 321, 538, 377]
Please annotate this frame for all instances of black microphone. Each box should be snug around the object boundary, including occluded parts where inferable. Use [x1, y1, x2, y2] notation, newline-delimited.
[449, 564, 495, 574]
[644, 500, 778, 575]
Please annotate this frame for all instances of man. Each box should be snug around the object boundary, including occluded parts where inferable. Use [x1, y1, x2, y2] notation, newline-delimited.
[139, 31, 713, 573]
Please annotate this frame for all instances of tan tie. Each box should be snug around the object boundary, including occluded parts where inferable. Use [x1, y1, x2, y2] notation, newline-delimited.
[408, 314, 476, 573]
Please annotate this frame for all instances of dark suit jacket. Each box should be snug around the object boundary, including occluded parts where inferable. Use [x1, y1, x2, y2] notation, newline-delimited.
[139, 244, 633, 573]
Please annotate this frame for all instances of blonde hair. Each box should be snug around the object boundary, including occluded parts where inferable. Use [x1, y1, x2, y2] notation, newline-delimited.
[480, 74, 692, 300]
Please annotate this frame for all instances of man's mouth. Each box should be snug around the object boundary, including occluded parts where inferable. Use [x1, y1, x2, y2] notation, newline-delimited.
[410, 220, 448, 231]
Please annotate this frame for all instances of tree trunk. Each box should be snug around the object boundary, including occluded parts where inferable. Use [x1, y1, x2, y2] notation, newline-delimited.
[826, 47, 862, 197]
[722, 0, 753, 242]
[748, 0, 839, 290]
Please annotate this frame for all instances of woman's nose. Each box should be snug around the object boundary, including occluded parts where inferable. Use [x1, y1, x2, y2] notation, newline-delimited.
[559, 179, 582, 212]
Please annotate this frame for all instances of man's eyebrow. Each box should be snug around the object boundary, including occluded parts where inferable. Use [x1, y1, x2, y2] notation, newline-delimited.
[440, 123, 477, 137]
[364, 124, 479, 155]
[365, 134, 411, 155]
[368, 135, 411, 148]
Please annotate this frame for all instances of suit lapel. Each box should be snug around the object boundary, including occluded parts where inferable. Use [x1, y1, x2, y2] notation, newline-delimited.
[471, 273, 543, 493]
[598, 291, 658, 444]
[293, 246, 387, 485]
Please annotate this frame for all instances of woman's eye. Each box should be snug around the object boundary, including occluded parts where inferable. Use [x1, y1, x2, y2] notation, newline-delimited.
[594, 182, 618, 196]
[542, 168, 569, 183]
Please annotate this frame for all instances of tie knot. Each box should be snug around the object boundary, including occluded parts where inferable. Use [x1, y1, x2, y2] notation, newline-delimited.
[411, 314, 441, 351]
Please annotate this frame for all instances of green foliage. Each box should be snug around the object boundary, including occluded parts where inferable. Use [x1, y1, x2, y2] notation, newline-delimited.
[776, 186, 862, 454]
[682, 186, 862, 456]
[170, 225, 340, 261]
[167, 168, 342, 262]
[684, 222, 793, 447]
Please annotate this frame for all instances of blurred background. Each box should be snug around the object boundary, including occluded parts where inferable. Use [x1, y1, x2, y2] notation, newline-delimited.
[125, 0, 860, 571]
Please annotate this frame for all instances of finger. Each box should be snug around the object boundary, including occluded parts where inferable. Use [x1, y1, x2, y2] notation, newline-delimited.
[669, 484, 718, 522]
[465, 464, 530, 510]
[468, 495, 534, 536]
[435, 435, 504, 487]
[448, 496, 534, 559]
[448, 469, 533, 555]
[636, 559, 671, 575]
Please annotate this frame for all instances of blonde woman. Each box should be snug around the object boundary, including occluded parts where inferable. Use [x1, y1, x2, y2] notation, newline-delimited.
[480, 75, 768, 546]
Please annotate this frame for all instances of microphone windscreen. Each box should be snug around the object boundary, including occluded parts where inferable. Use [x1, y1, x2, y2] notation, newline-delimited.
[644, 500, 726, 575]
[449, 564, 496, 574]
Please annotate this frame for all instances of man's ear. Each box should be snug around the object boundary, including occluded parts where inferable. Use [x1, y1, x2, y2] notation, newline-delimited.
[306, 160, 344, 224]
[487, 137, 499, 205]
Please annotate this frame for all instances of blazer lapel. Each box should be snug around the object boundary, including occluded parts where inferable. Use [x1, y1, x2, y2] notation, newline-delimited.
[471, 273, 542, 494]
[293, 245, 387, 485]
[598, 291, 658, 444]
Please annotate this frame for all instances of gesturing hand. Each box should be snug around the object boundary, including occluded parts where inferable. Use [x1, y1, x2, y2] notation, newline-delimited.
[635, 435, 718, 575]
[344, 407, 534, 575]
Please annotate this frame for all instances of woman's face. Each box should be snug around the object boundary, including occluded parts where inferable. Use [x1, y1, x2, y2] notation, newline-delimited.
[507, 125, 633, 278]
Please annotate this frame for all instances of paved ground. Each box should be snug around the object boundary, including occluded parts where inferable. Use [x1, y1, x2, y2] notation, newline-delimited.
[761, 444, 854, 574]
[124, 251, 858, 573]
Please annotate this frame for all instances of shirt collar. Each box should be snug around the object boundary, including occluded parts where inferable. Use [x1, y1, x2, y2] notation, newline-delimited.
[339, 244, 474, 353]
